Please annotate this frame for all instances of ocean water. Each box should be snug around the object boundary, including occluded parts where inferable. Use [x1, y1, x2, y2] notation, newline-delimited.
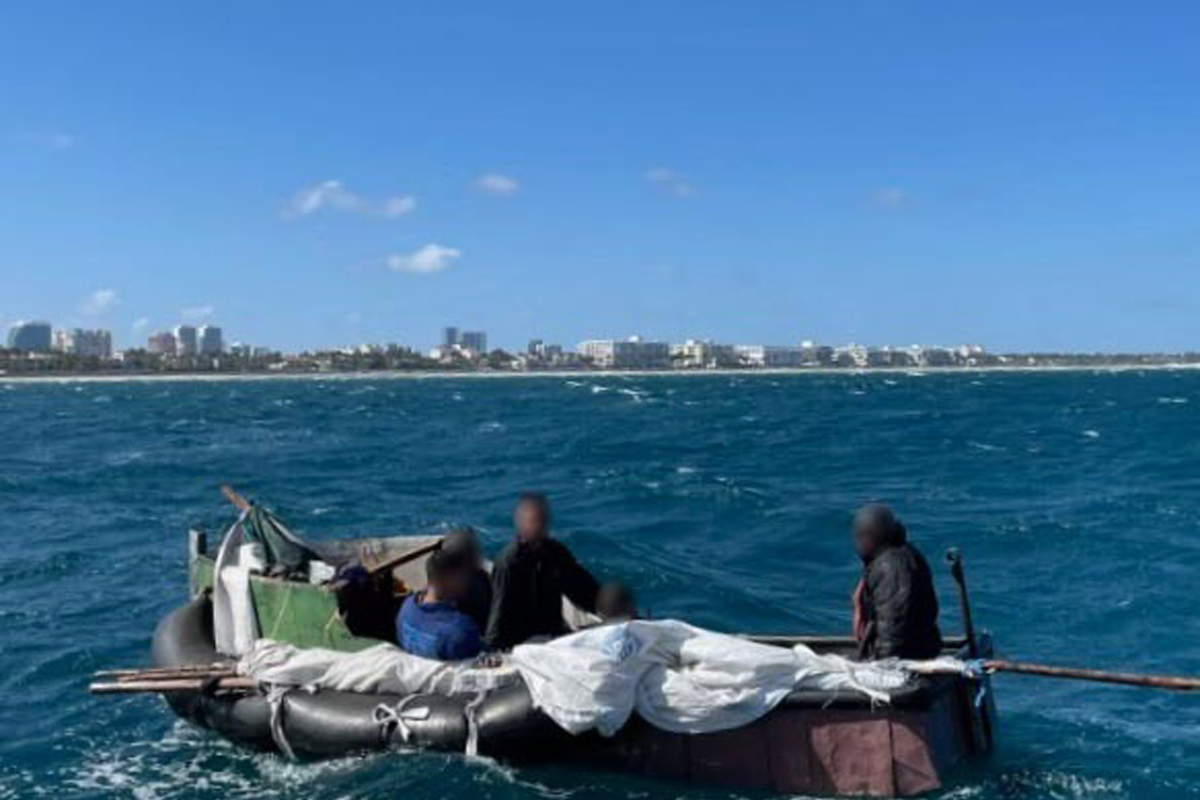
[2, 371, 1199, 800]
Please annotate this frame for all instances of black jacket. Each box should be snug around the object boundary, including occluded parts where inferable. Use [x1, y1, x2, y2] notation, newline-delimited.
[858, 539, 943, 660]
[485, 538, 600, 650]
[460, 568, 493, 634]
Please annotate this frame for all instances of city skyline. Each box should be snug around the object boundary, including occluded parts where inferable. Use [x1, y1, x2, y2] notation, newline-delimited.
[5, 4, 1200, 353]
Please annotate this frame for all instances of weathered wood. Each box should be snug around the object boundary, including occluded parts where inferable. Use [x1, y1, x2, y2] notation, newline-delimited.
[95, 663, 233, 679]
[985, 660, 1200, 691]
[363, 540, 442, 576]
[221, 484, 252, 511]
[90, 677, 257, 694]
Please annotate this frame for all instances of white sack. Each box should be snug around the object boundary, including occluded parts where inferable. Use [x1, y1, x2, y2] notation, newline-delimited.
[211, 512, 261, 657]
[507, 620, 903, 736]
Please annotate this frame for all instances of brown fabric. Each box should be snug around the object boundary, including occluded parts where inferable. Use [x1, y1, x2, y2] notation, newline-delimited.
[889, 716, 941, 795]
[853, 578, 869, 642]
[810, 715, 896, 796]
[573, 678, 982, 797]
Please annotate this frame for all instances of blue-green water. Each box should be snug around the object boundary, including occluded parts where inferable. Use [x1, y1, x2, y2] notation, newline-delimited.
[2, 371, 1199, 799]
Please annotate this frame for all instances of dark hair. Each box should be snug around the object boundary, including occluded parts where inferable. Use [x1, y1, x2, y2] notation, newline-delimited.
[426, 546, 472, 584]
[441, 527, 480, 559]
[855, 503, 908, 546]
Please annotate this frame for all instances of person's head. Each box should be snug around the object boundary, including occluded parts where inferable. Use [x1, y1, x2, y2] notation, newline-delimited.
[514, 492, 552, 543]
[441, 527, 482, 568]
[596, 582, 637, 620]
[852, 503, 907, 561]
[425, 546, 472, 600]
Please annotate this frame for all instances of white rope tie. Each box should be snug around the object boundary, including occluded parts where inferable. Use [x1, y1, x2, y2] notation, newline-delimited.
[462, 691, 488, 757]
[373, 694, 432, 745]
[266, 683, 317, 760]
[266, 684, 297, 760]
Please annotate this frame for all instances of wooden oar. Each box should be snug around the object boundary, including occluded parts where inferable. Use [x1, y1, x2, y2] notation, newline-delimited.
[94, 664, 234, 679]
[910, 658, 1200, 691]
[983, 659, 1200, 691]
[90, 676, 257, 695]
[222, 484, 251, 511]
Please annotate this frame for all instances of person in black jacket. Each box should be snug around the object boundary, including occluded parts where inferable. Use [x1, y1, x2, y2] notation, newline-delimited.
[852, 504, 943, 661]
[485, 493, 600, 650]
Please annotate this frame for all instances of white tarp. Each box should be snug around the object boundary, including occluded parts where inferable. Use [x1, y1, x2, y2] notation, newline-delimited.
[239, 620, 933, 738]
[212, 511, 264, 657]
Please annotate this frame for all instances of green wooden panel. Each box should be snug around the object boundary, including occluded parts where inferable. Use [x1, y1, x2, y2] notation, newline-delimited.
[249, 577, 379, 652]
[189, 554, 379, 653]
[192, 555, 215, 593]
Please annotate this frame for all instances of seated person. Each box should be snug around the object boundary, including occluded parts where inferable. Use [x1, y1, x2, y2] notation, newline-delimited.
[485, 493, 602, 650]
[596, 582, 638, 622]
[397, 547, 484, 661]
[439, 527, 492, 632]
[851, 504, 943, 660]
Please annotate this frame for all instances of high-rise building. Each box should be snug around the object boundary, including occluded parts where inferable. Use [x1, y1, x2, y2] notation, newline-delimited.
[442, 326, 460, 348]
[6, 321, 53, 352]
[198, 325, 224, 355]
[459, 331, 487, 354]
[147, 331, 177, 355]
[174, 325, 198, 356]
[54, 328, 112, 359]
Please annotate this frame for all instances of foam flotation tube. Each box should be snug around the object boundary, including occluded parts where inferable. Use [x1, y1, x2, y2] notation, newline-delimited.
[151, 595, 576, 761]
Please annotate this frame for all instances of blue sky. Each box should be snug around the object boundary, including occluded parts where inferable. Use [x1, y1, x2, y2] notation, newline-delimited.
[3, 2, 1199, 353]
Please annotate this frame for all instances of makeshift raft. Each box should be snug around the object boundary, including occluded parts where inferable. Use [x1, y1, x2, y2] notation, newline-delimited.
[150, 513, 996, 797]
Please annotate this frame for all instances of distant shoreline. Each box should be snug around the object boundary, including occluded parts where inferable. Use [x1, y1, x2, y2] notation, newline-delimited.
[6, 362, 1200, 384]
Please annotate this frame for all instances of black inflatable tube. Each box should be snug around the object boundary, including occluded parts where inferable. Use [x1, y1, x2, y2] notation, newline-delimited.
[151, 595, 576, 760]
[151, 596, 943, 763]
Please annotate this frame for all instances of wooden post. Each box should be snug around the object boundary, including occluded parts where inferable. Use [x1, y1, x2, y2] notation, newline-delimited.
[188, 528, 207, 597]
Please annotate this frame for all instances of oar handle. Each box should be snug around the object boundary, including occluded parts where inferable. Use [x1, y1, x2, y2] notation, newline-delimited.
[984, 659, 1200, 691]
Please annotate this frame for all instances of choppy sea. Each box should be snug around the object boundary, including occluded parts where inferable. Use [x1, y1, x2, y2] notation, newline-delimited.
[2, 371, 1199, 799]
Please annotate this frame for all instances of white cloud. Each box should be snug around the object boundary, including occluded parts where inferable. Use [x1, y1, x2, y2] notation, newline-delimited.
[182, 305, 214, 320]
[132, 317, 150, 333]
[286, 180, 417, 219]
[81, 289, 119, 316]
[387, 243, 461, 275]
[382, 195, 417, 218]
[870, 187, 913, 211]
[288, 180, 367, 216]
[645, 167, 694, 198]
[474, 173, 521, 196]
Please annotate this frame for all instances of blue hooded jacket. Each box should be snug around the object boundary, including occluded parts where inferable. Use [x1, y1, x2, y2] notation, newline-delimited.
[397, 592, 483, 661]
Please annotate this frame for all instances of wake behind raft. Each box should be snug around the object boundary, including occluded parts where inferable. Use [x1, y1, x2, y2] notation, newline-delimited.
[103, 495, 1015, 797]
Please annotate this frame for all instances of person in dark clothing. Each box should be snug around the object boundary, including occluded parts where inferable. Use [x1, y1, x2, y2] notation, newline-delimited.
[852, 504, 943, 661]
[485, 493, 601, 650]
[440, 527, 492, 632]
[596, 582, 637, 621]
[397, 547, 484, 661]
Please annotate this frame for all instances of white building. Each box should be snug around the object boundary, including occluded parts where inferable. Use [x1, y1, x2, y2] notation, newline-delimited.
[734, 345, 805, 368]
[53, 328, 113, 359]
[578, 336, 671, 369]
[671, 339, 737, 369]
[147, 331, 177, 355]
[174, 325, 198, 356]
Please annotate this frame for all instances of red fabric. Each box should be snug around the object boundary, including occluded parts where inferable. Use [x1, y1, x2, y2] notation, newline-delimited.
[852, 578, 868, 642]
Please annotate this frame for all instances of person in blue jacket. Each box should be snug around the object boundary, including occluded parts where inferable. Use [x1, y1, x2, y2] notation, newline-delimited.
[397, 546, 484, 661]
